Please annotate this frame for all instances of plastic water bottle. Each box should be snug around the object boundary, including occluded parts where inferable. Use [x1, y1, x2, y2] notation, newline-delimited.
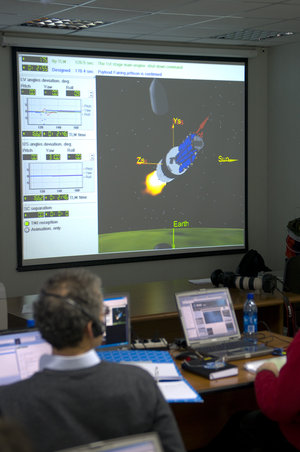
[243, 293, 258, 343]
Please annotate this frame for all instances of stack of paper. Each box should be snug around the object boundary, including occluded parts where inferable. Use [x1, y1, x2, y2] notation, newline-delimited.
[125, 360, 203, 403]
[244, 356, 287, 373]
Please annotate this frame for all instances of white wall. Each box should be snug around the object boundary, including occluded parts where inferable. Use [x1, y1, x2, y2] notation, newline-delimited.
[0, 43, 269, 297]
[267, 42, 300, 272]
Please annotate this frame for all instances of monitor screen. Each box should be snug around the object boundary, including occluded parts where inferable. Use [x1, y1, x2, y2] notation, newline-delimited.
[176, 288, 239, 344]
[13, 48, 247, 270]
[0, 294, 130, 385]
[100, 294, 130, 350]
[56, 432, 163, 452]
[0, 329, 51, 385]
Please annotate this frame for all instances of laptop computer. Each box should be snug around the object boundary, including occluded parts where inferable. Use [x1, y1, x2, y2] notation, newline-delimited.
[175, 288, 274, 360]
[0, 294, 130, 386]
[98, 293, 131, 351]
[0, 328, 52, 385]
[56, 432, 163, 452]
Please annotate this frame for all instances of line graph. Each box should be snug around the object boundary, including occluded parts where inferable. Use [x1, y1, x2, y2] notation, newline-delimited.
[29, 162, 83, 190]
[27, 98, 82, 126]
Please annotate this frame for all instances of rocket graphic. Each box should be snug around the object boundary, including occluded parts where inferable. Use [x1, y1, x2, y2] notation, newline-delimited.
[144, 116, 209, 196]
[156, 116, 209, 184]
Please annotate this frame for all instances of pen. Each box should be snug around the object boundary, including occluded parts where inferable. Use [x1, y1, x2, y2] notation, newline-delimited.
[154, 366, 160, 382]
[194, 350, 206, 359]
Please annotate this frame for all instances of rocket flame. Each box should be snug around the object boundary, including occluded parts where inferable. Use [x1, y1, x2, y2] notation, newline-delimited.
[144, 171, 166, 196]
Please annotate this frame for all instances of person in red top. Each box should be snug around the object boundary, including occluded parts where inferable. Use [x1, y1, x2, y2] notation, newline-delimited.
[253, 331, 300, 451]
[202, 333, 300, 451]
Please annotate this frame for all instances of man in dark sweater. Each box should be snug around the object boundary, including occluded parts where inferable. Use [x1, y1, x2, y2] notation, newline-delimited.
[0, 268, 186, 452]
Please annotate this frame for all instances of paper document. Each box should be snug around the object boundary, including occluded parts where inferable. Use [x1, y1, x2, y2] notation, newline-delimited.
[158, 380, 203, 402]
[125, 362, 181, 380]
[244, 356, 287, 373]
[188, 279, 212, 285]
[120, 357, 202, 402]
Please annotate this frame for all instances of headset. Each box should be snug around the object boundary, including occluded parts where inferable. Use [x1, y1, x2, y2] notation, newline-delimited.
[40, 290, 105, 337]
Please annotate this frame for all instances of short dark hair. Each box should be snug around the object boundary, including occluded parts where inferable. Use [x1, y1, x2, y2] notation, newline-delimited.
[34, 268, 103, 349]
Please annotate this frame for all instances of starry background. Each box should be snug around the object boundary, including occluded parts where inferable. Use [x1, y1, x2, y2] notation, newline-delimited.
[96, 75, 245, 235]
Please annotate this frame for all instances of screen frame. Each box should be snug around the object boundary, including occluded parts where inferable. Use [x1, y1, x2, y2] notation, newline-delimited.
[12, 46, 248, 272]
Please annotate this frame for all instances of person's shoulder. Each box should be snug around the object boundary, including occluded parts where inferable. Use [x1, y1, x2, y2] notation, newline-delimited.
[287, 331, 300, 353]
[292, 330, 300, 344]
[0, 374, 38, 395]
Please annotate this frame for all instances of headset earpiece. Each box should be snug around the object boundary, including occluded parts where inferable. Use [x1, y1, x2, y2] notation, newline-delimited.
[91, 320, 105, 338]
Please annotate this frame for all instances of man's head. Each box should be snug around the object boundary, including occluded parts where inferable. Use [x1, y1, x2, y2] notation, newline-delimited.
[34, 268, 104, 350]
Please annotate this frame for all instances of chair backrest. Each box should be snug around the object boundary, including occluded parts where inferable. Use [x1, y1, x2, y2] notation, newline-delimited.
[284, 256, 300, 293]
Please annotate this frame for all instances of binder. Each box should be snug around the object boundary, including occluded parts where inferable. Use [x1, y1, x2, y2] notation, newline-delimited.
[98, 349, 203, 403]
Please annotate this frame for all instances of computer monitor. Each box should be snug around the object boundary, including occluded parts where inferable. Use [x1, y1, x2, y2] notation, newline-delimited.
[0, 294, 130, 385]
[56, 432, 163, 452]
[0, 329, 51, 385]
[100, 294, 131, 350]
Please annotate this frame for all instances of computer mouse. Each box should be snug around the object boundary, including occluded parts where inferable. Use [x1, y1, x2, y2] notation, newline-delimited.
[272, 348, 286, 356]
[174, 351, 199, 360]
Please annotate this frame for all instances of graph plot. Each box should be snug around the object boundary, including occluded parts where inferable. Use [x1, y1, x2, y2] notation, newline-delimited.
[27, 98, 82, 126]
[29, 162, 83, 190]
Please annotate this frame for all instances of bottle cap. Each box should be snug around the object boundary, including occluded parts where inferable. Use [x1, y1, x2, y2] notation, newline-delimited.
[247, 292, 254, 299]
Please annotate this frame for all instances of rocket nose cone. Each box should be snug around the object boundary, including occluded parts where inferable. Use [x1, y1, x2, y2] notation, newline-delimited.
[149, 79, 169, 115]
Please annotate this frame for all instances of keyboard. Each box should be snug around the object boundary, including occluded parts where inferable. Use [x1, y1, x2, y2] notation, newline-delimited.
[97, 349, 174, 363]
[197, 338, 251, 354]
[196, 340, 274, 360]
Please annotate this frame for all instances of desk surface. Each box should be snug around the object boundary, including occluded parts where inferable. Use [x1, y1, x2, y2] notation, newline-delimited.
[171, 330, 293, 450]
[175, 331, 292, 394]
[1, 290, 294, 452]
[6, 279, 298, 337]
[5, 278, 297, 318]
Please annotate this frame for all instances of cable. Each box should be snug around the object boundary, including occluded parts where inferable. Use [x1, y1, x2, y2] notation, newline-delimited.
[257, 321, 271, 332]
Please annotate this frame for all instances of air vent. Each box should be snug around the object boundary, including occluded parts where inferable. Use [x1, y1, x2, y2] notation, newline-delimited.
[211, 30, 294, 41]
[21, 17, 105, 30]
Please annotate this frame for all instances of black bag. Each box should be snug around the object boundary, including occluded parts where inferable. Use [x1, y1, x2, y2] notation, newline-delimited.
[236, 249, 271, 277]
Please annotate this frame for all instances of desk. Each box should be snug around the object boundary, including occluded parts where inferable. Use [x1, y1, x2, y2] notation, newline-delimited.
[6, 279, 299, 335]
[171, 331, 292, 450]
[3, 288, 295, 450]
[105, 279, 298, 336]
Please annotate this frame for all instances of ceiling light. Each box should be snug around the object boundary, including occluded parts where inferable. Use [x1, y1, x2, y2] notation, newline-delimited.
[21, 17, 105, 30]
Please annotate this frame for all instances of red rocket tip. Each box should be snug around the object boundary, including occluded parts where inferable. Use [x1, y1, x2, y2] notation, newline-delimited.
[195, 116, 209, 136]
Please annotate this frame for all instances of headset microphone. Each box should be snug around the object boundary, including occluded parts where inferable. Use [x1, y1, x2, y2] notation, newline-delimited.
[41, 291, 105, 337]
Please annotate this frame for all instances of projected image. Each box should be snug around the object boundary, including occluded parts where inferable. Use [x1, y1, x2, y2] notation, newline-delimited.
[27, 98, 82, 126]
[15, 49, 246, 268]
[97, 76, 245, 254]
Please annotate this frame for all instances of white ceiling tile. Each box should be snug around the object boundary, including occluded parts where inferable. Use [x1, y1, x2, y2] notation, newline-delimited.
[0, 0, 299, 46]
[85, 0, 193, 11]
[243, 3, 300, 19]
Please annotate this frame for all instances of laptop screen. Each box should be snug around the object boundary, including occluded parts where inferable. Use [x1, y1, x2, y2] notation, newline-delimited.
[0, 329, 52, 386]
[176, 288, 240, 346]
[0, 294, 130, 385]
[99, 294, 130, 350]
[57, 433, 163, 452]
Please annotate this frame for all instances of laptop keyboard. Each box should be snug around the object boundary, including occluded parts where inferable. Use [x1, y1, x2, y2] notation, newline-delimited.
[197, 339, 274, 360]
[197, 338, 257, 354]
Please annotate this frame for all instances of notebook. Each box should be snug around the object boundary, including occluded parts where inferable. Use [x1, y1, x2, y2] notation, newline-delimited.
[98, 294, 131, 350]
[175, 288, 274, 360]
[56, 432, 163, 452]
